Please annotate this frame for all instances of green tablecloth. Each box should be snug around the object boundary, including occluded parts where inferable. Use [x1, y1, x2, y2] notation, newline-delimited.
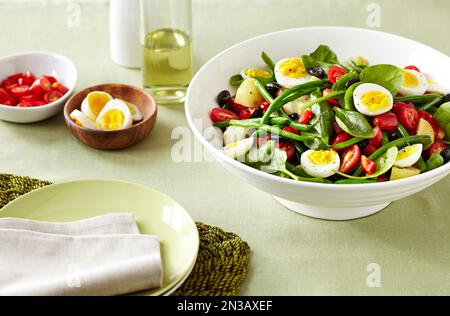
[1, 0, 449, 295]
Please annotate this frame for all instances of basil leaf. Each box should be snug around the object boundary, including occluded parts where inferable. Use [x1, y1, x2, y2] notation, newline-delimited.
[310, 45, 340, 65]
[333, 107, 374, 139]
[360, 64, 403, 95]
[337, 147, 399, 179]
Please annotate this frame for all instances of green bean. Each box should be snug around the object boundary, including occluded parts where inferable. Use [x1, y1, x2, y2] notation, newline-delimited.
[261, 51, 276, 71]
[261, 80, 328, 124]
[297, 90, 346, 112]
[269, 117, 312, 131]
[417, 96, 444, 111]
[255, 80, 274, 104]
[215, 117, 313, 131]
[353, 135, 433, 176]
[394, 94, 442, 104]
[335, 179, 377, 185]
[397, 123, 411, 145]
[213, 120, 262, 129]
[382, 132, 389, 146]
[332, 137, 365, 149]
[259, 125, 315, 142]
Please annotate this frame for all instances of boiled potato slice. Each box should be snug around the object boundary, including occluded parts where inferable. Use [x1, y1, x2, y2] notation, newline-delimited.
[416, 118, 435, 149]
[390, 166, 421, 181]
[234, 78, 263, 108]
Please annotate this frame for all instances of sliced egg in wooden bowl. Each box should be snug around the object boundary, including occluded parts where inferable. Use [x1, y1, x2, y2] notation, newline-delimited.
[64, 83, 157, 150]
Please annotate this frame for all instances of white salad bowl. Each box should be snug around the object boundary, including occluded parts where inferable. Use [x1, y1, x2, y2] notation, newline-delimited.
[0, 52, 77, 123]
[185, 27, 450, 220]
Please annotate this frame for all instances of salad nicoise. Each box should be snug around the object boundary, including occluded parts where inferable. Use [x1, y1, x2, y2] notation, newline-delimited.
[210, 45, 450, 184]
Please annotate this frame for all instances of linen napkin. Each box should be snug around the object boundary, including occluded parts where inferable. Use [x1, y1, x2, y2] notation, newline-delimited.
[0, 214, 163, 296]
[0, 213, 140, 235]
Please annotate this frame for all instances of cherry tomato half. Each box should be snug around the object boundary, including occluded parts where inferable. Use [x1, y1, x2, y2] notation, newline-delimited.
[44, 90, 64, 103]
[340, 144, 361, 173]
[0, 88, 15, 105]
[278, 142, 296, 161]
[323, 88, 340, 106]
[396, 106, 419, 131]
[332, 122, 344, 134]
[10, 85, 31, 99]
[361, 155, 377, 175]
[369, 126, 383, 148]
[6, 72, 24, 84]
[364, 143, 378, 156]
[30, 77, 52, 95]
[392, 102, 414, 116]
[328, 66, 347, 84]
[210, 107, 239, 123]
[428, 142, 447, 158]
[20, 71, 36, 86]
[405, 65, 421, 73]
[437, 127, 446, 141]
[298, 109, 314, 125]
[258, 100, 270, 112]
[43, 75, 57, 85]
[373, 113, 398, 131]
[51, 82, 69, 94]
[283, 126, 300, 135]
[331, 132, 353, 151]
[20, 94, 43, 103]
[17, 100, 46, 107]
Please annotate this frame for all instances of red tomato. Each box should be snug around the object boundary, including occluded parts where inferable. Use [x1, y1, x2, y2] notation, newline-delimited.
[20, 71, 36, 86]
[328, 66, 347, 84]
[283, 126, 300, 135]
[396, 106, 419, 131]
[210, 108, 239, 123]
[377, 175, 389, 182]
[418, 110, 440, 137]
[51, 82, 69, 94]
[43, 75, 57, 84]
[373, 113, 398, 131]
[10, 85, 31, 99]
[30, 77, 52, 95]
[298, 109, 314, 125]
[361, 156, 377, 175]
[258, 100, 270, 112]
[17, 100, 47, 107]
[6, 72, 24, 84]
[437, 127, 446, 141]
[331, 132, 353, 151]
[340, 144, 361, 173]
[20, 94, 43, 103]
[392, 102, 414, 116]
[44, 90, 64, 103]
[1, 78, 16, 90]
[278, 142, 296, 161]
[323, 88, 340, 106]
[369, 127, 383, 148]
[0, 88, 15, 105]
[428, 142, 447, 157]
[405, 65, 421, 73]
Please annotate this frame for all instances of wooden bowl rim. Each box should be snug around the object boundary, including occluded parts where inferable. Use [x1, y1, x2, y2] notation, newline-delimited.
[64, 83, 157, 134]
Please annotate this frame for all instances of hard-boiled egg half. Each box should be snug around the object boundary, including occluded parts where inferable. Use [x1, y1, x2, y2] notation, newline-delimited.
[96, 99, 133, 131]
[70, 110, 98, 130]
[240, 68, 272, 80]
[394, 144, 423, 168]
[126, 102, 143, 122]
[223, 126, 249, 146]
[301, 150, 340, 178]
[223, 137, 254, 159]
[81, 91, 113, 120]
[353, 83, 393, 117]
[275, 58, 312, 88]
[427, 80, 448, 95]
[399, 69, 428, 97]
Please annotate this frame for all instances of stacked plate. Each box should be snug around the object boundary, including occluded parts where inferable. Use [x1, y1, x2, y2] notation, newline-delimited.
[0, 179, 199, 296]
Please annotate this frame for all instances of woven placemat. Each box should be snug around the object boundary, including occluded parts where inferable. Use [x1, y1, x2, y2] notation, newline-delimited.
[0, 173, 251, 296]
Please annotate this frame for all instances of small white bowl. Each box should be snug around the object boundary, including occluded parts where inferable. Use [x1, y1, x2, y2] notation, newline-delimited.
[0, 52, 77, 123]
[186, 27, 450, 221]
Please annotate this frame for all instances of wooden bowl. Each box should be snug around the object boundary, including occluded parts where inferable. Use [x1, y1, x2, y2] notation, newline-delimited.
[64, 83, 157, 150]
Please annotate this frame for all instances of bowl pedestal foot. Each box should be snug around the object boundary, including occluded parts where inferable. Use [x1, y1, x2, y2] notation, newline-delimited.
[274, 197, 391, 221]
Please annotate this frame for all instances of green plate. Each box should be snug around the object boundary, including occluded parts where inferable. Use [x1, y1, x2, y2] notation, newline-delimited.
[0, 179, 199, 296]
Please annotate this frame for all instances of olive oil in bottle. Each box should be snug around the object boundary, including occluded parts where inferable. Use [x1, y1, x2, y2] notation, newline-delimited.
[142, 28, 193, 104]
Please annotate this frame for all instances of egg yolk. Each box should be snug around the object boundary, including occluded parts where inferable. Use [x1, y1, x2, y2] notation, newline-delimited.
[397, 146, 418, 161]
[97, 109, 125, 130]
[87, 93, 111, 116]
[244, 68, 271, 78]
[278, 58, 307, 78]
[402, 70, 419, 88]
[308, 151, 337, 166]
[361, 91, 391, 112]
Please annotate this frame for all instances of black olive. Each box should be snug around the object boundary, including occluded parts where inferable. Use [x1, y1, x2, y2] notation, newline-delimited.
[250, 108, 264, 119]
[345, 78, 360, 89]
[307, 67, 326, 78]
[265, 82, 281, 98]
[388, 132, 400, 142]
[443, 94, 450, 103]
[288, 113, 299, 121]
[441, 148, 450, 163]
[358, 140, 369, 151]
[216, 90, 231, 107]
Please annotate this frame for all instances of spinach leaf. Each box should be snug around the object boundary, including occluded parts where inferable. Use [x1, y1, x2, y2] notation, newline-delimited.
[344, 82, 363, 111]
[310, 45, 340, 65]
[360, 64, 403, 95]
[261, 51, 275, 72]
[333, 107, 374, 139]
[332, 73, 359, 105]
[337, 147, 399, 179]
[312, 102, 334, 146]
[230, 74, 244, 87]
